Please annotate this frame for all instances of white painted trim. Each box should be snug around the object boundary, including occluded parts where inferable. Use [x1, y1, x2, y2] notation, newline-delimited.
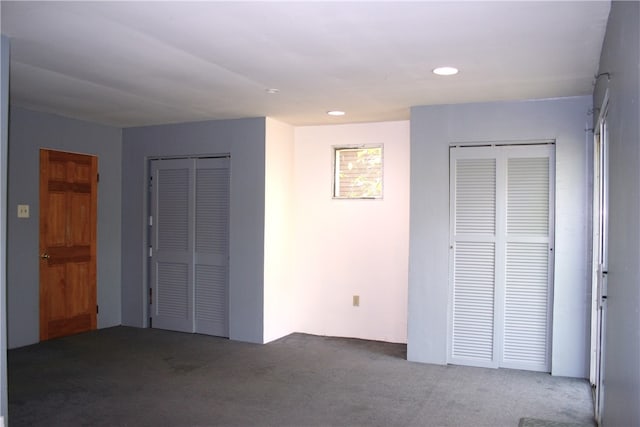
[449, 139, 555, 148]
[590, 90, 609, 424]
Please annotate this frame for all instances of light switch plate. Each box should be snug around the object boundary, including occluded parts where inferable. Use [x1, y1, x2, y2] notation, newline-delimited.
[17, 204, 29, 218]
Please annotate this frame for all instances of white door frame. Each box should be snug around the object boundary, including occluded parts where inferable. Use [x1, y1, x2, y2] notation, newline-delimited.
[590, 95, 609, 424]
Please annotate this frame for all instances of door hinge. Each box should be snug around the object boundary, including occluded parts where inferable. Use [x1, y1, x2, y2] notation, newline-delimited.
[96, 305, 99, 314]
[97, 173, 100, 183]
[149, 317, 153, 328]
[149, 287, 152, 304]
[149, 216, 153, 226]
[148, 247, 152, 257]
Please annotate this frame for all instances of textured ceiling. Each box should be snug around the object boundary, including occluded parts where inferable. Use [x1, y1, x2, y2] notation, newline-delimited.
[1, 1, 611, 128]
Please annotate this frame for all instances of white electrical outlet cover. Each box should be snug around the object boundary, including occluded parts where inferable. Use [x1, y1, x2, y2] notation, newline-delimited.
[17, 204, 30, 218]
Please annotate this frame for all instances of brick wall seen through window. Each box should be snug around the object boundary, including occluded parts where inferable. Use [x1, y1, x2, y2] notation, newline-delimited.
[333, 146, 383, 199]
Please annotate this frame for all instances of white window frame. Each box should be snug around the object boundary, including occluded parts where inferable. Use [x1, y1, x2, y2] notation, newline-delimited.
[332, 144, 384, 200]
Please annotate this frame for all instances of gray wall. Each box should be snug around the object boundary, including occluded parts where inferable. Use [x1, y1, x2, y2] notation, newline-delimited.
[1, 34, 9, 424]
[593, 1, 640, 425]
[408, 97, 592, 378]
[7, 107, 122, 348]
[121, 118, 266, 344]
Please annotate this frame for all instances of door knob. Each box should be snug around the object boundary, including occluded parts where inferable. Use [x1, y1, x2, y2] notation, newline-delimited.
[40, 253, 50, 260]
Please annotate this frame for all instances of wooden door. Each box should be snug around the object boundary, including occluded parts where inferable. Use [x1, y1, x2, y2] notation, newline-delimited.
[39, 149, 97, 341]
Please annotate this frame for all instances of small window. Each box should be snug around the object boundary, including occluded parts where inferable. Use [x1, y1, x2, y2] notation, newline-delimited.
[333, 145, 383, 199]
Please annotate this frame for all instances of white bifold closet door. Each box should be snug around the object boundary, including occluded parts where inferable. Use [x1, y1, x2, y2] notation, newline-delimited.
[449, 144, 554, 372]
[150, 157, 230, 337]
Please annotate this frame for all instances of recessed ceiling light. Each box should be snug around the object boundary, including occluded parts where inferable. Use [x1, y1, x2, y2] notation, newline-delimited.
[433, 66, 459, 76]
[265, 88, 280, 94]
[327, 110, 345, 116]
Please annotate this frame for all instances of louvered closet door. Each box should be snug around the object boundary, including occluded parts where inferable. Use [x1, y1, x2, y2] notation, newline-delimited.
[150, 157, 230, 337]
[150, 159, 195, 333]
[194, 158, 230, 337]
[449, 147, 498, 368]
[449, 145, 554, 372]
[502, 145, 554, 371]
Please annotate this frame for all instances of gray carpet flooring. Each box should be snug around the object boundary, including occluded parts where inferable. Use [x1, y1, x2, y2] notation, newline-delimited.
[8, 327, 595, 427]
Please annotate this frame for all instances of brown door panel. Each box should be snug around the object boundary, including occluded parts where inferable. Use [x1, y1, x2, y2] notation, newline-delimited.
[40, 149, 97, 341]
